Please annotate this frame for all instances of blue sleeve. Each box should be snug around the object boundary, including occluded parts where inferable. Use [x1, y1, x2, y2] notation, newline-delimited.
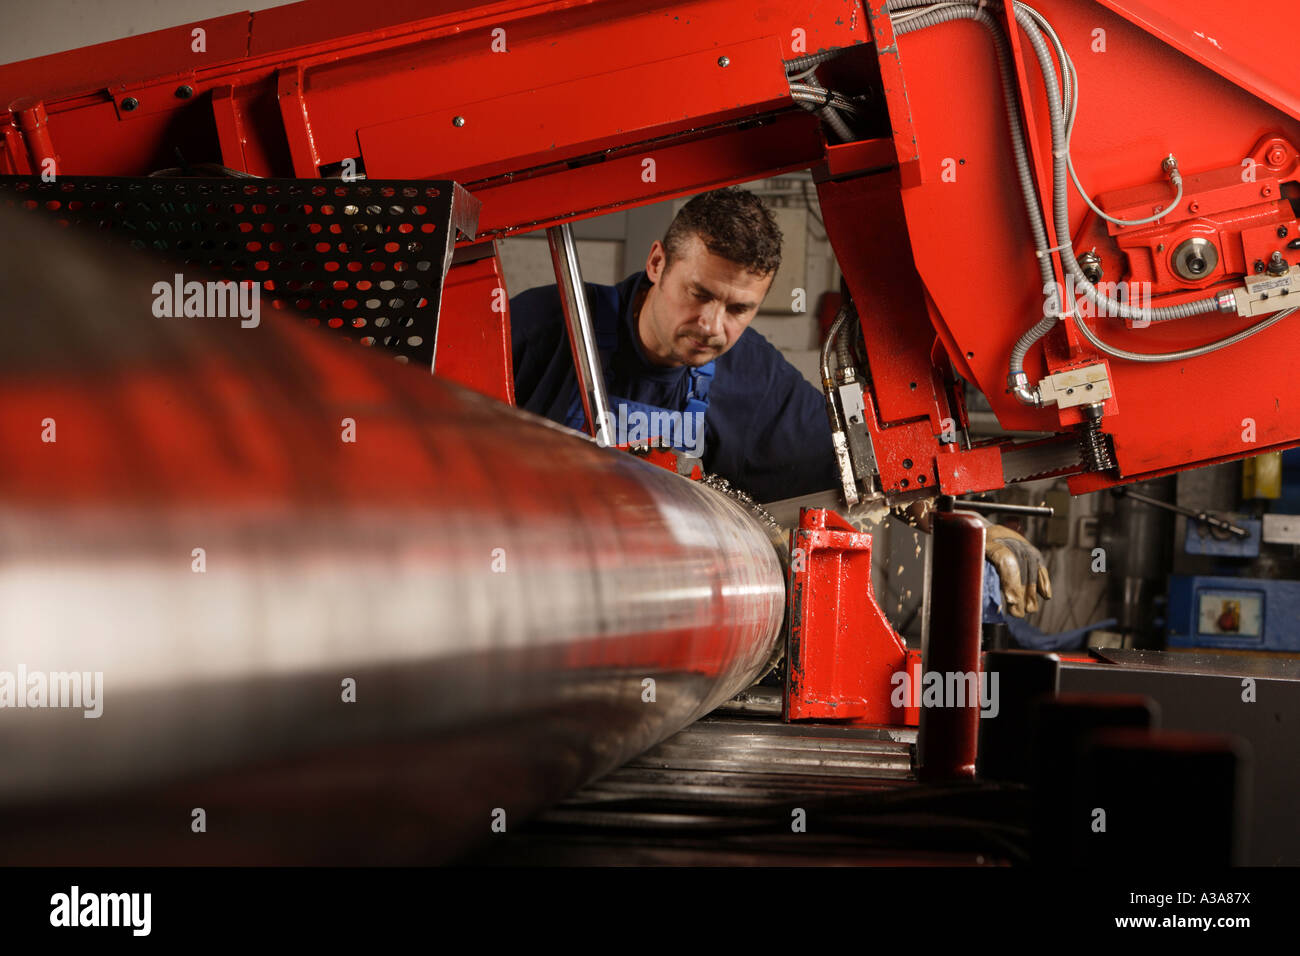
[708, 332, 839, 502]
[509, 284, 569, 417]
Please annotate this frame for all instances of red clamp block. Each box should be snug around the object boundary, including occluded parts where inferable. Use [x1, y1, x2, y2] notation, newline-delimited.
[785, 508, 910, 725]
[623, 446, 704, 480]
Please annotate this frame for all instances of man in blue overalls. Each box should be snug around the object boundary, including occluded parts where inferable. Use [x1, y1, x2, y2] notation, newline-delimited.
[510, 187, 838, 503]
[512, 187, 1059, 630]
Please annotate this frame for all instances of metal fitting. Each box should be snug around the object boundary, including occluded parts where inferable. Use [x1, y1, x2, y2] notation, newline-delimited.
[1079, 250, 1103, 284]
[1008, 370, 1041, 407]
[1171, 237, 1218, 281]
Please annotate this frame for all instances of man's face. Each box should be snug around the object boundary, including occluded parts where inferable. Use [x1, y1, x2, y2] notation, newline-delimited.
[638, 235, 773, 367]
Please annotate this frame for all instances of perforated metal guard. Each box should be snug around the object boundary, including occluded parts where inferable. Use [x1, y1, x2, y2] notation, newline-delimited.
[0, 176, 480, 368]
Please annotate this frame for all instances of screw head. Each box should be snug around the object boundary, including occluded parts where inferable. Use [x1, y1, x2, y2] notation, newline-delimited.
[1262, 185, 1274, 197]
[120, 96, 138, 112]
[717, 56, 730, 67]
[1278, 226, 1289, 238]
[1254, 259, 1267, 273]
[175, 85, 193, 99]
[452, 115, 465, 127]
[1189, 201, 1200, 214]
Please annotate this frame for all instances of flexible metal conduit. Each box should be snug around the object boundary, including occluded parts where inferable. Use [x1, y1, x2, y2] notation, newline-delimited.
[887, 1, 1280, 399]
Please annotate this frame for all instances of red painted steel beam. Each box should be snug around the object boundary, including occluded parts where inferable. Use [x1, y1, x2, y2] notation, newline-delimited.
[917, 509, 985, 782]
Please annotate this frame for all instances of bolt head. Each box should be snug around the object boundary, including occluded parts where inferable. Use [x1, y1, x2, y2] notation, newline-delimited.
[1262, 185, 1274, 197]
[717, 55, 730, 67]
[1188, 201, 1200, 214]
[452, 115, 465, 127]
[1267, 146, 1287, 166]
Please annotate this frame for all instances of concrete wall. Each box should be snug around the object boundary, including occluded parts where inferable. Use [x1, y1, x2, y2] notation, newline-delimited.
[0, 0, 297, 66]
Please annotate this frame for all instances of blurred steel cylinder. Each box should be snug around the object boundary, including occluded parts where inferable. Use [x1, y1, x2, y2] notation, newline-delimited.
[0, 205, 785, 863]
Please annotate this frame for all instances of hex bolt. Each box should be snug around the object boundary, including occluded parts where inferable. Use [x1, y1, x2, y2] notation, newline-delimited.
[121, 97, 139, 112]
[1079, 250, 1103, 283]
[1267, 146, 1287, 166]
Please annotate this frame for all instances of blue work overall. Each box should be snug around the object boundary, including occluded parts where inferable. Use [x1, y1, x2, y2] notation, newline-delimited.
[561, 284, 713, 453]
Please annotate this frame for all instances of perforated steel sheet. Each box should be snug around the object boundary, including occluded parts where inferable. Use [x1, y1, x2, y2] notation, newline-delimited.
[0, 175, 479, 368]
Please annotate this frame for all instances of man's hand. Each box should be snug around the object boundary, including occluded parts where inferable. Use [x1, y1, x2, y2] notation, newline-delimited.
[984, 523, 1052, 617]
[895, 499, 1052, 617]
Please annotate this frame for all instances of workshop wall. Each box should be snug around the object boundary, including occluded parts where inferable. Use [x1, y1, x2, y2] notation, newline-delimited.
[0, 0, 297, 66]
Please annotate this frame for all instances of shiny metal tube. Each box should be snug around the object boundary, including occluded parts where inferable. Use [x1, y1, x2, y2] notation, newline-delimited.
[0, 208, 785, 863]
[547, 221, 614, 445]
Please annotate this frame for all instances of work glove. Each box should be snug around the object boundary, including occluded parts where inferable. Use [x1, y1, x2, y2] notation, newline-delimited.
[983, 521, 1052, 618]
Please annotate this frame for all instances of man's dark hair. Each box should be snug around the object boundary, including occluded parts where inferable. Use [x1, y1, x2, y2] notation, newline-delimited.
[662, 187, 782, 276]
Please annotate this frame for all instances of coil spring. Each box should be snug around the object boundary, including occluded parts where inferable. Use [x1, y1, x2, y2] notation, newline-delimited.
[1077, 416, 1115, 472]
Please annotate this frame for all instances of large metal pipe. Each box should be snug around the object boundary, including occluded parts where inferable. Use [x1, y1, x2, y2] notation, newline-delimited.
[0, 206, 785, 863]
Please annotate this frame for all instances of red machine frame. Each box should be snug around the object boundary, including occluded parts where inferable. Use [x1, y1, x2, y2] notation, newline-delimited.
[4, 0, 1297, 494]
[3, 0, 1299, 727]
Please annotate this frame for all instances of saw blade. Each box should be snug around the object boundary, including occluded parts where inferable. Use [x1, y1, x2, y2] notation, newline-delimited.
[999, 437, 1085, 483]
